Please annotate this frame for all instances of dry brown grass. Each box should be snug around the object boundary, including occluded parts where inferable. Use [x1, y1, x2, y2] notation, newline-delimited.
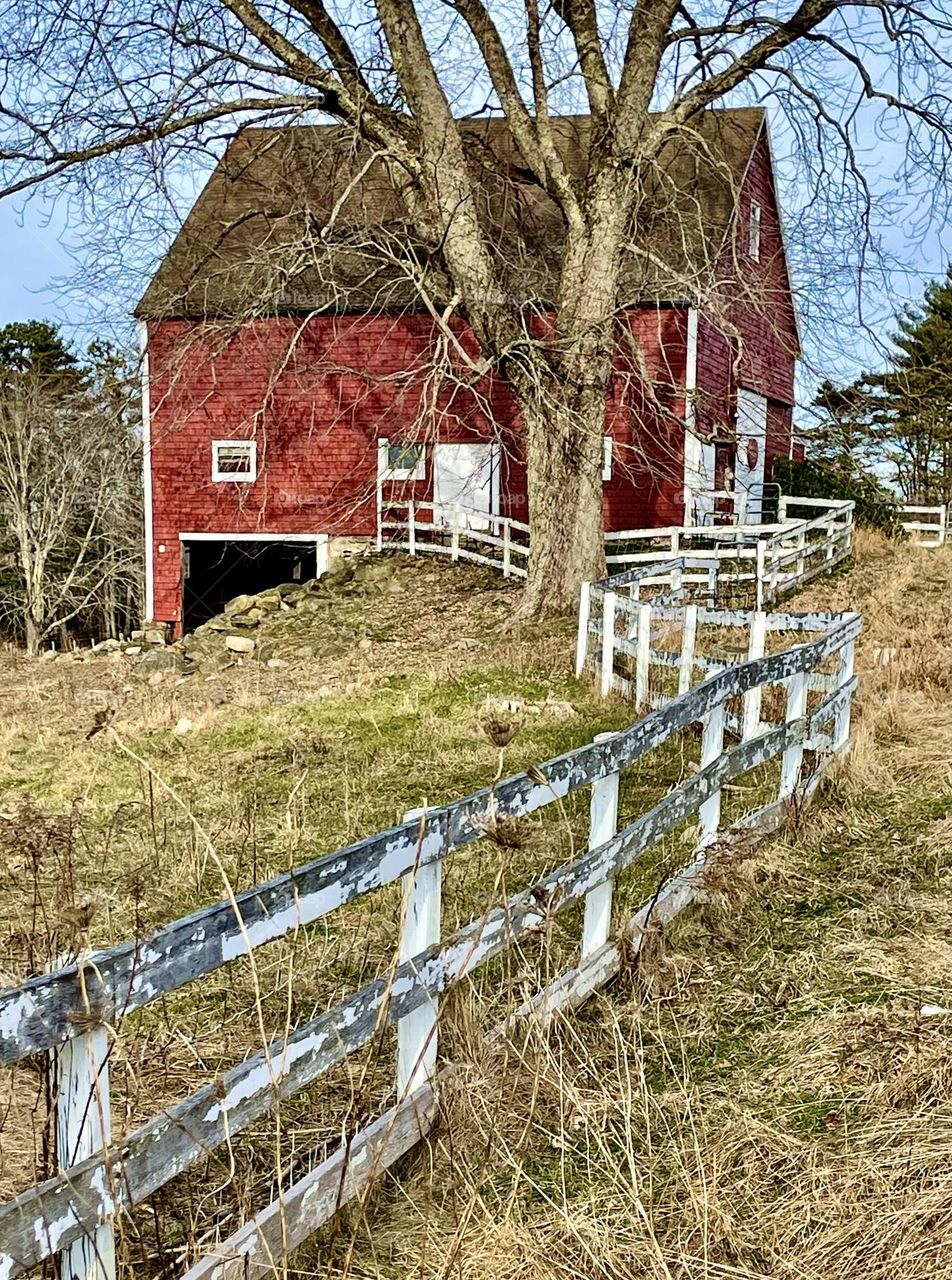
[300, 533, 952, 1280]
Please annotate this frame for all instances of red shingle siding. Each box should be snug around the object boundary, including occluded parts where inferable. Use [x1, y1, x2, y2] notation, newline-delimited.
[605, 308, 687, 528]
[765, 399, 793, 478]
[731, 131, 798, 406]
[695, 128, 798, 483]
[147, 307, 689, 623]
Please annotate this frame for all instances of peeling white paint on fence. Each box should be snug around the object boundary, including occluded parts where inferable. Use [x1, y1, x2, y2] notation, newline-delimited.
[0, 559, 861, 1280]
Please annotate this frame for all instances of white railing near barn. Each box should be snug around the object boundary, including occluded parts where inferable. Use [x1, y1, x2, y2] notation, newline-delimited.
[381, 496, 854, 608]
[900, 503, 947, 547]
[0, 569, 860, 1280]
[379, 500, 530, 578]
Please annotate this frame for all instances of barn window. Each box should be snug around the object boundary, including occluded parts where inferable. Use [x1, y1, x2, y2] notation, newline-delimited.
[602, 437, 613, 482]
[212, 440, 257, 482]
[748, 202, 762, 261]
[378, 438, 425, 481]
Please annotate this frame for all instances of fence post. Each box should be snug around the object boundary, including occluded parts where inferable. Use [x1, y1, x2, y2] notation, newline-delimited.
[397, 808, 441, 1098]
[833, 634, 856, 753]
[742, 611, 767, 740]
[795, 527, 806, 580]
[779, 669, 809, 800]
[582, 732, 620, 958]
[698, 701, 725, 848]
[55, 1018, 116, 1280]
[755, 539, 766, 610]
[407, 501, 416, 558]
[778, 496, 788, 524]
[678, 604, 697, 696]
[502, 521, 511, 577]
[575, 581, 592, 678]
[635, 602, 652, 711]
[600, 590, 616, 697]
[450, 507, 460, 562]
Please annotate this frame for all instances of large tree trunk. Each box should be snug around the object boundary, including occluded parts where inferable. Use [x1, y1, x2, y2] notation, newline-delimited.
[512, 172, 629, 616]
[516, 372, 608, 616]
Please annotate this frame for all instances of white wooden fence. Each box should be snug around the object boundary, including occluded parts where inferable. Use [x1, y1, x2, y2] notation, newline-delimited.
[0, 570, 860, 1280]
[379, 500, 530, 577]
[382, 496, 853, 608]
[604, 497, 854, 609]
[900, 503, 947, 547]
[577, 557, 859, 747]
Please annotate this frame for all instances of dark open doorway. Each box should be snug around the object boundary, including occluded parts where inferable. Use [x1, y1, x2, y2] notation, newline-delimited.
[182, 538, 323, 630]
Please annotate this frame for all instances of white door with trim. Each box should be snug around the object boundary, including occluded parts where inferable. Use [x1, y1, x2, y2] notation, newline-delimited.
[433, 443, 498, 530]
[735, 389, 768, 522]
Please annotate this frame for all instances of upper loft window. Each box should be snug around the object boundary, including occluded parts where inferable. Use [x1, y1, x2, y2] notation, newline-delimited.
[212, 440, 257, 482]
[748, 201, 762, 262]
[378, 438, 425, 481]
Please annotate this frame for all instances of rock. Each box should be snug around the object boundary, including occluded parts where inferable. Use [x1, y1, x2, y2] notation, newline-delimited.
[295, 596, 324, 615]
[138, 648, 185, 675]
[39, 649, 59, 662]
[172, 717, 192, 735]
[266, 658, 288, 670]
[142, 627, 167, 647]
[229, 608, 263, 627]
[123, 645, 142, 656]
[253, 643, 276, 664]
[205, 617, 231, 632]
[224, 593, 254, 616]
[316, 685, 334, 698]
[255, 591, 283, 611]
[92, 638, 121, 654]
[225, 634, 255, 654]
[279, 586, 306, 605]
[358, 637, 372, 653]
[147, 671, 166, 686]
[195, 652, 235, 675]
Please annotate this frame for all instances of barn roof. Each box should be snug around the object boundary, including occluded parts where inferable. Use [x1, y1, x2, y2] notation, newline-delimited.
[137, 108, 767, 319]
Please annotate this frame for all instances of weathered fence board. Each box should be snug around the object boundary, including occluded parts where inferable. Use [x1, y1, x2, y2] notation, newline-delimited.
[0, 609, 858, 1071]
[0, 682, 850, 1278]
[180, 1087, 439, 1280]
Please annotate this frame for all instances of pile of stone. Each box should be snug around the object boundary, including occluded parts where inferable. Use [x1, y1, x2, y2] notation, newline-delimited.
[142, 555, 404, 679]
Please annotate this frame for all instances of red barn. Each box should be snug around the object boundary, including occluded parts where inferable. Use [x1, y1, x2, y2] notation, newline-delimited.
[138, 108, 799, 630]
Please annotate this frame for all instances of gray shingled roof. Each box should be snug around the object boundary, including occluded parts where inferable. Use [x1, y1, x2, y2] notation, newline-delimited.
[137, 109, 765, 319]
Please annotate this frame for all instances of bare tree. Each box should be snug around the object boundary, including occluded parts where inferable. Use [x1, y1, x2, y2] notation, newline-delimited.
[0, 351, 142, 653]
[1, 0, 950, 612]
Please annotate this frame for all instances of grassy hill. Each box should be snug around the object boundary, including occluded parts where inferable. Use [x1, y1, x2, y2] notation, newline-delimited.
[322, 532, 952, 1280]
[1, 535, 949, 1279]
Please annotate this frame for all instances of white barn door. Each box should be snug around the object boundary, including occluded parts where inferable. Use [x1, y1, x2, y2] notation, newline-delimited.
[433, 443, 498, 530]
[735, 389, 768, 522]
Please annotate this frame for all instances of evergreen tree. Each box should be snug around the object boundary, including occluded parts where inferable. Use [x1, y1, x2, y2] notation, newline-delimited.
[811, 268, 952, 504]
[865, 268, 952, 503]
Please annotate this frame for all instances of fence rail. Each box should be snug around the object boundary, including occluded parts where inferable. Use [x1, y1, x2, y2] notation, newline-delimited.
[382, 496, 853, 608]
[900, 503, 947, 547]
[379, 500, 530, 577]
[0, 564, 860, 1280]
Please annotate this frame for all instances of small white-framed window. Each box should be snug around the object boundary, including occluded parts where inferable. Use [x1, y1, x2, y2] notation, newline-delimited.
[378, 437, 425, 481]
[212, 440, 257, 482]
[602, 436, 613, 482]
[748, 201, 762, 262]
